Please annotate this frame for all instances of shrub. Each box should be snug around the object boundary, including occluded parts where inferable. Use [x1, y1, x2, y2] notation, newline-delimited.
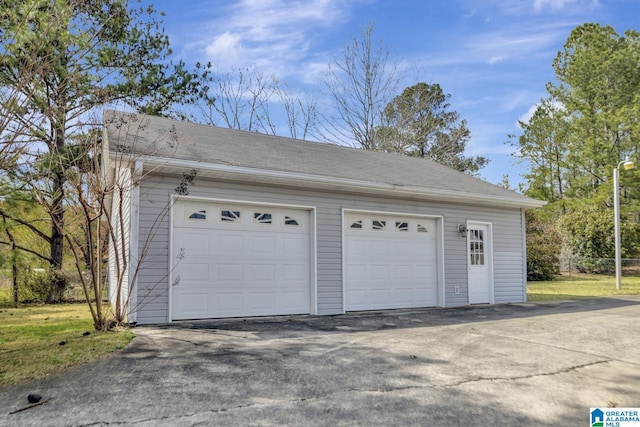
[560, 205, 640, 273]
[19, 269, 53, 303]
[526, 210, 561, 281]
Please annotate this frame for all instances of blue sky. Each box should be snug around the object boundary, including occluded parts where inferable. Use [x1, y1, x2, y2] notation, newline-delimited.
[146, 0, 640, 187]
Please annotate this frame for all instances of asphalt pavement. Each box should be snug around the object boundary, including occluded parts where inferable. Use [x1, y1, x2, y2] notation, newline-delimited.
[1, 297, 639, 426]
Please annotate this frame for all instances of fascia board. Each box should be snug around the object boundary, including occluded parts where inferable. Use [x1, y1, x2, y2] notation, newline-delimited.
[130, 154, 546, 209]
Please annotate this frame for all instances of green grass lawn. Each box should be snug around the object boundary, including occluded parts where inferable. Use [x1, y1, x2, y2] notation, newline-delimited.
[527, 273, 640, 301]
[0, 304, 134, 387]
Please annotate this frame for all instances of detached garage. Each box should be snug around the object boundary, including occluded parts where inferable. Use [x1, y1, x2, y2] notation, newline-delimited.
[104, 111, 544, 324]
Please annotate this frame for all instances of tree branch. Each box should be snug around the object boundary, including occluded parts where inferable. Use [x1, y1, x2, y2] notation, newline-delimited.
[0, 207, 52, 243]
[0, 240, 53, 263]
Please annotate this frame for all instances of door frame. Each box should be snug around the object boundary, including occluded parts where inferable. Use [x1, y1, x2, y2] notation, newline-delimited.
[168, 195, 317, 322]
[341, 208, 445, 313]
[466, 220, 494, 304]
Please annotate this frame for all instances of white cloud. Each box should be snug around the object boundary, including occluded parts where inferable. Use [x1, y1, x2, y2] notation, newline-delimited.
[481, 0, 599, 15]
[300, 61, 330, 85]
[532, 0, 599, 13]
[205, 32, 243, 65]
[197, 0, 360, 78]
[503, 92, 528, 112]
[468, 25, 568, 63]
[518, 103, 539, 125]
[417, 21, 571, 70]
[517, 99, 566, 125]
[463, 8, 478, 19]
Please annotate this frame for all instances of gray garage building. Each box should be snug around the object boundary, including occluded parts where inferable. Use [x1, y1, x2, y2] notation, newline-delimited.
[103, 110, 544, 324]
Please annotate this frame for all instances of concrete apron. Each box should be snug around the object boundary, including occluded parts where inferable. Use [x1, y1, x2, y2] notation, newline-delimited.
[2, 296, 640, 426]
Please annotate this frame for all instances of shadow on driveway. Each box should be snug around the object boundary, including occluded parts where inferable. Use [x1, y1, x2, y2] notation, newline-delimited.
[158, 296, 640, 339]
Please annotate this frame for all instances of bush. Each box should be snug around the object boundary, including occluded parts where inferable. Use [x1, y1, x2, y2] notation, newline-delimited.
[574, 258, 614, 275]
[19, 269, 52, 303]
[526, 210, 561, 281]
[560, 205, 640, 273]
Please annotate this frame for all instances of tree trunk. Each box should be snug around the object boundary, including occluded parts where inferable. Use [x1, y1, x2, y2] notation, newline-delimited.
[48, 184, 66, 303]
[9, 234, 18, 306]
[47, 111, 67, 303]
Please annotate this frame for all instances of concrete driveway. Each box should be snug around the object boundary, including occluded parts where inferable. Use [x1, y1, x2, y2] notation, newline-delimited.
[2, 297, 640, 426]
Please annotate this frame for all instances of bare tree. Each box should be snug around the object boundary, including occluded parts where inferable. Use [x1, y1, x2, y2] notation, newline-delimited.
[192, 65, 278, 134]
[322, 22, 398, 149]
[51, 111, 189, 329]
[190, 64, 320, 140]
[276, 84, 318, 140]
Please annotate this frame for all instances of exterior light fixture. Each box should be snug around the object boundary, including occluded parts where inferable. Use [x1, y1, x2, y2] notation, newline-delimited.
[458, 224, 468, 238]
[614, 156, 635, 290]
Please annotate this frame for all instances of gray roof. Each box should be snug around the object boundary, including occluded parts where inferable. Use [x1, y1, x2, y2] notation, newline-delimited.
[104, 110, 543, 208]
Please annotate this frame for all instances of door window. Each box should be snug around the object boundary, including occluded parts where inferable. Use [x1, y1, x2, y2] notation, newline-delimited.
[469, 229, 485, 265]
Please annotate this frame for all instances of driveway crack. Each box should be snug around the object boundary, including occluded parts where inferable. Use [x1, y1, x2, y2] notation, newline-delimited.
[75, 359, 613, 425]
[76, 401, 291, 426]
[294, 359, 616, 399]
[443, 359, 611, 387]
[480, 332, 640, 366]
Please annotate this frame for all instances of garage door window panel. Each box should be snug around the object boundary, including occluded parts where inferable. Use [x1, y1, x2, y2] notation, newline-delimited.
[350, 220, 363, 229]
[253, 212, 273, 224]
[417, 224, 429, 233]
[187, 209, 207, 220]
[372, 220, 386, 231]
[284, 213, 302, 226]
[221, 209, 241, 222]
[395, 221, 409, 232]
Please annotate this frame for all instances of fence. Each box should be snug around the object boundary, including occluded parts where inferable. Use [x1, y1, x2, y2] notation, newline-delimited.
[559, 256, 640, 276]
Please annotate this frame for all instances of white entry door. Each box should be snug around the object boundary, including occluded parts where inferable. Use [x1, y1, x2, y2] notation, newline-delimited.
[467, 222, 492, 304]
[344, 212, 439, 311]
[171, 200, 311, 320]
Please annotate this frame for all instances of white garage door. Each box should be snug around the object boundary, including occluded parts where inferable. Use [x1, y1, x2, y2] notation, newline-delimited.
[171, 200, 311, 320]
[344, 212, 439, 311]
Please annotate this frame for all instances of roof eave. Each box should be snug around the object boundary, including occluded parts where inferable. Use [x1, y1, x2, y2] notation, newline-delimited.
[131, 154, 546, 209]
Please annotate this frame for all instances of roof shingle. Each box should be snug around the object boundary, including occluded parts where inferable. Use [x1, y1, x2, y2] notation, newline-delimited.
[104, 110, 541, 207]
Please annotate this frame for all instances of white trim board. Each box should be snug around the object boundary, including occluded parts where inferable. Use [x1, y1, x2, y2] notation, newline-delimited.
[127, 161, 143, 324]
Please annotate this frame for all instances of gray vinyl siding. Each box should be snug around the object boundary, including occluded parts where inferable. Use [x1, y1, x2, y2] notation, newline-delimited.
[493, 212, 528, 304]
[107, 167, 131, 315]
[134, 186, 171, 324]
[133, 173, 526, 324]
